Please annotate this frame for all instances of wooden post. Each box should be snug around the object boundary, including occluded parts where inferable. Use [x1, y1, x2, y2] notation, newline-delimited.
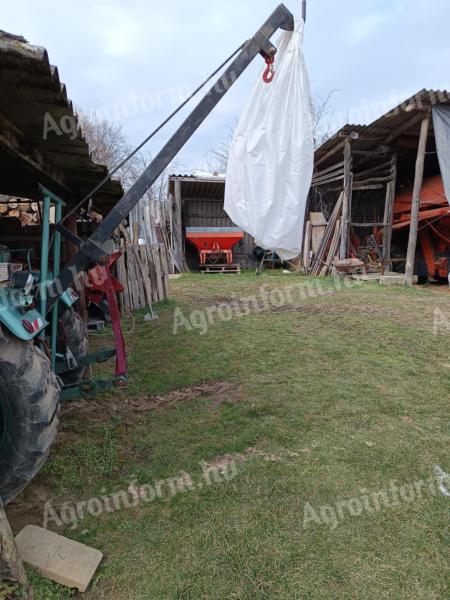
[302, 220, 311, 271]
[382, 154, 397, 272]
[340, 138, 353, 259]
[0, 500, 33, 598]
[143, 197, 154, 245]
[174, 179, 184, 257]
[405, 113, 431, 286]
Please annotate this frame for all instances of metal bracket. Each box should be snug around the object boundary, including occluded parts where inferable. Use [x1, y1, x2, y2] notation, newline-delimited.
[59, 378, 117, 403]
[255, 35, 277, 60]
[64, 347, 77, 371]
[55, 347, 117, 375]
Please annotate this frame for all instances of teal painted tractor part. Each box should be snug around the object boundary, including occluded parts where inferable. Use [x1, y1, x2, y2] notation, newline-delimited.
[0, 294, 47, 341]
[0, 187, 116, 377]
[37, 187, 117, 381]
[0, 185, 119, 504]
[50, 196, 62, 369]
[59, 377, 116, 403]
[0, 280, 76, 343]
[0, 247, 48, 340]
[60, 287, 78, 307]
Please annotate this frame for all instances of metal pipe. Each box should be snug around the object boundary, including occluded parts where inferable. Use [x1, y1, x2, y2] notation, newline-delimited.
[50, 200, 62, 369]
[302, 0, 307, 22]
[39, 195, 51, 319]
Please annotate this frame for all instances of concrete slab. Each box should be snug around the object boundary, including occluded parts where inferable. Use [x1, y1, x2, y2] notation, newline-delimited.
[15, 525, 103, 592]
[380, 275, 407, 285]
[351, 273, 381, 282]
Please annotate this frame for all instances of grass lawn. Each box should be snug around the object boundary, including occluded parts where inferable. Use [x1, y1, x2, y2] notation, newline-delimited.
[8, 272, 450, 599]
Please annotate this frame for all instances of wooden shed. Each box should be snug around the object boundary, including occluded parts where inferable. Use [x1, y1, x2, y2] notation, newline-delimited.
[167, 174, 258, 270]
[305, 89, 450, 283]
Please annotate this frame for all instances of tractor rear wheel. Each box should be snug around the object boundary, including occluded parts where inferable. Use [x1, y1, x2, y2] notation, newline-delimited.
[58, 307, 89, 385]
[0, 327, 60, 504]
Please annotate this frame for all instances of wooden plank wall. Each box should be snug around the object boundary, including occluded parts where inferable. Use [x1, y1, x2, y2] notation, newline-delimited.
[116, 225, 170, 312]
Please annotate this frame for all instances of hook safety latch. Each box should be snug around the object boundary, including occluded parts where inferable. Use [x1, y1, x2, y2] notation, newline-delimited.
[263, 56, 275, 84]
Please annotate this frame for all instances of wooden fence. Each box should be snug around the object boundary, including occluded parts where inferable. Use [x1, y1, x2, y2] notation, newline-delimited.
[115, 225, 170, 312]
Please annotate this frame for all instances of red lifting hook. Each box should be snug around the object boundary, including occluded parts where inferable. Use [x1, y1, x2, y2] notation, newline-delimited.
[263, 56, 275, 84]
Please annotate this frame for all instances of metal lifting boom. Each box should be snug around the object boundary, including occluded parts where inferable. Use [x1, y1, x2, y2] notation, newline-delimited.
[45, 3, 294, 312]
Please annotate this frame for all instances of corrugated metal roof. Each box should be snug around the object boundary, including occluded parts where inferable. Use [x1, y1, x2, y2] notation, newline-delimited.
[314, 89, 450, 169]
[0, 30, 123, 211]
[168, 174, 225, 199]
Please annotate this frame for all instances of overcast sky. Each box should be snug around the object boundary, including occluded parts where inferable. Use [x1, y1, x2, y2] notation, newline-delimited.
[3, 0, 450, 173]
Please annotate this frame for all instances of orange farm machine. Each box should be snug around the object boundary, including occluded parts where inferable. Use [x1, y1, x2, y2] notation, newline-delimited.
[393, 175, 450, 282]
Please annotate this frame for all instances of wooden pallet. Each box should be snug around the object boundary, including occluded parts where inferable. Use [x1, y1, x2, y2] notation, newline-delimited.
[200, 263, 241, 274]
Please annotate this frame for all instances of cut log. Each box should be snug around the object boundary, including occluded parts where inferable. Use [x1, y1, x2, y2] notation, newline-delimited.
[19, 212, 33, 227]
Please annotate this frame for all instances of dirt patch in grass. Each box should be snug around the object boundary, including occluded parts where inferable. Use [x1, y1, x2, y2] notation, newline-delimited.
[127, 381, 239, 412]
[7, 487, 53, 533]
[61, 380, 241, 422]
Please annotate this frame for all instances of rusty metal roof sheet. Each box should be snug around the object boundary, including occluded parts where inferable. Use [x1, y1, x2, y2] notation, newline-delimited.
[0, 30, 123, 211]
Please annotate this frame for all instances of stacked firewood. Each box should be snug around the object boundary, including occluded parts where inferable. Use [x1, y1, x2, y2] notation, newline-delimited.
[0, 196, 40, 226]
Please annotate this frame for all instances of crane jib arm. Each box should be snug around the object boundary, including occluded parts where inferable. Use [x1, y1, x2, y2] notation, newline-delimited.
[45, 4, 294, 313]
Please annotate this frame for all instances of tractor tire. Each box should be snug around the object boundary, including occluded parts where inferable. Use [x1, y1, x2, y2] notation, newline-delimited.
[58, 307, 89, 385]
[0, 327, 60, 504]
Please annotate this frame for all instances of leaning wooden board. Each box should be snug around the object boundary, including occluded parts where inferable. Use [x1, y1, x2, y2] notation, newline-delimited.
[309, 212, 327, 255]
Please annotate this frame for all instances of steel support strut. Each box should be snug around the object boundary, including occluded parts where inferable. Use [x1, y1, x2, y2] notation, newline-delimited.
[45, 3, 294, 313]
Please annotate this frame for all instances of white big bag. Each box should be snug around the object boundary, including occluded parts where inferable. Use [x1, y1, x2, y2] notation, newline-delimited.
[224, 19, 314, 260]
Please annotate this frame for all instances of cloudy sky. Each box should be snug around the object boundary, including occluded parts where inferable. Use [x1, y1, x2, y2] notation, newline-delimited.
[3, 0, 450, 172]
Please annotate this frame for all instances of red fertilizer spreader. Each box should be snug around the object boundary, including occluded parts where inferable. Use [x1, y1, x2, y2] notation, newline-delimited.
[186, 227, 244, 271]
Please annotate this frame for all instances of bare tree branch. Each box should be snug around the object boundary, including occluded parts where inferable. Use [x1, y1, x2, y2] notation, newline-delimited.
[205, 91, 338, 174]
[77, 110, 176, 242]
[312, 90, 339, 149]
